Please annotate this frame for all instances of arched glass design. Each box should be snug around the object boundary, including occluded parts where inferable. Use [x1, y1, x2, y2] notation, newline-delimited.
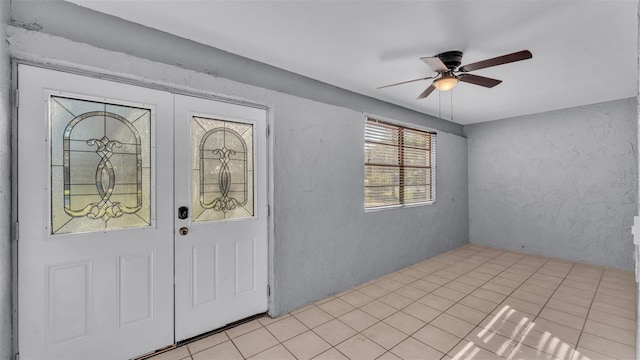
[191, 116, 253, 222]
[50, 96, 151, 234]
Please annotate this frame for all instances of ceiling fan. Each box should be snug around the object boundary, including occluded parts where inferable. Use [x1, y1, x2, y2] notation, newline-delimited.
[378, 50, 533, 99]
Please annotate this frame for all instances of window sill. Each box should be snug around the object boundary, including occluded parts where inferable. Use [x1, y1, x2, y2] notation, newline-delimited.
[365, 201, 435, 213]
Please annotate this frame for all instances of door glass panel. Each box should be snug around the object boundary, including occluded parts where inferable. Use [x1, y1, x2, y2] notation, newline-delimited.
[50, 96, 151, 235]
[191, 116, 254, 222]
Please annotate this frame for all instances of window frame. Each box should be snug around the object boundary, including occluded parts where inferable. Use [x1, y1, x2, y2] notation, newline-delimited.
[364, 117, 436, 211]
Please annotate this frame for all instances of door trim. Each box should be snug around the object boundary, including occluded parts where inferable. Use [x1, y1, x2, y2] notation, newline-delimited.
[11, 60, 275, 354]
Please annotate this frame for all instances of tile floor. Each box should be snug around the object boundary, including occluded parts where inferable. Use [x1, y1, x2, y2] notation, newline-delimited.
[149, 245, 637, 360]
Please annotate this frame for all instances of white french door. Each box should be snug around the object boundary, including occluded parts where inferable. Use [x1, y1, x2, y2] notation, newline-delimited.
[17, 65, 268, 360]
[174, 95, 268, 341]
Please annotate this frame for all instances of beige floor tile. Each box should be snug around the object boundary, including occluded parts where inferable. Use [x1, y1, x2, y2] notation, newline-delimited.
[383, 311, 426, 335]
[479, 313, 531, 341]
[471, 288, 507, 304]
[582, 319, 635, 347]
[249, 344, 296, 360]
[555, 286, 594, 300]
[417, 293, 455, 311]
[265, 316, 309, 342]
[587, 309, 635, 331]
[148, 346, 191, 360]
[550, 291, 592, 308]
[360, 300, 397, 320]
[387, 272, 418, 285]
[510, 289, 549, 306]
[444, 281, 477, 295]
[315, 296, 337, 306]
[232, 328, 280, 358]
[433, 287, 467, 302]
[318, 298, 356, 318]
[498, 272, 529, 283]
[409, 279, 441, 293]
[283, 331, 331, 360]
[590, 300, 636, 320]
[481, 282, 514, 296]
[519, 328, 575, 359]
[402, 302, 442, 323]
[435, 269, 462, 280]
[312, 348, 349, 360]
[431, 313, 476, 338]
[593, 292, 635, 309]
[538, 308, 585, 330]
[412, 324, 462, 354]
[395, 285, 428, 301]
[391, 337, 444, 360]
[457, 274, 488, 287]
[544, 298, 588, 318]
[226, 319, 264, 338]
[490, 276, 522, 289]
[313, 319, 357, 346]
[448, 340, 503, 360]
[294, 305, 334, 328]
[424, 275, 452, 286]
[258, 314, 291, 326]
[338, 309, 378, 332]
[501, 296, 543, 317]
[446, 303, 488, 325]
[358, 284, 390, 299]
[192, 340, 243, 360]
[526, 318, 580, 345]
[362, 321, 408, 350]
[507, 343, 565, 360]
[466, 326, 516, 357]
[578, 332, 635, 360]
[467, 271, 495, 282]
[561, 279, 597, 293]
[459, 295, 499, 314]
[187, 331, 229, 355]
[336, 334, 386, 360]
[378, 292, 413, 310]
[571, 347, 616, 360]
[376, 351, 402, 360]
[375, 278, 405, 292]
[340, 290, 374, 307]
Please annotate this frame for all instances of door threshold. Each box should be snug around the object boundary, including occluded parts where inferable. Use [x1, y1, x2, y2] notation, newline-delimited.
[177, 312, 268, 347]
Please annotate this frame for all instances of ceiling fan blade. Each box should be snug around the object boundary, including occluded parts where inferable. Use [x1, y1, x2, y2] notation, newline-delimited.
[416, 84, 436, 99]
[377, 76, 434, 89]
[420, 57, 448, 72]
[459, 50, 532, 72]
[458, 73, 502, 88]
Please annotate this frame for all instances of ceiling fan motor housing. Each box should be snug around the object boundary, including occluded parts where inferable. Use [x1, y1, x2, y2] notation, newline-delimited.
[436, 51, 463, 71]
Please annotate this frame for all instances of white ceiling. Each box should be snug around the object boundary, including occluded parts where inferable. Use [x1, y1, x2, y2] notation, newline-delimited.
[69, 0, 638, 125]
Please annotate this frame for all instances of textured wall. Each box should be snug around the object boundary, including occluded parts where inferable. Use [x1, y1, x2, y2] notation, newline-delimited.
[0, 1, 13, 359]
[466, 98, 638, 270]
[6, 20, 469, 320]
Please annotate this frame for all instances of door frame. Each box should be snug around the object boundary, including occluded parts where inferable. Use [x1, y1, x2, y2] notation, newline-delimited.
[10, 60, 276, 356]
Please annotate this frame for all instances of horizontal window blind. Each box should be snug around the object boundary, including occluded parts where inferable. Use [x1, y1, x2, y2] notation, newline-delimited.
[365, 118, 436, 208]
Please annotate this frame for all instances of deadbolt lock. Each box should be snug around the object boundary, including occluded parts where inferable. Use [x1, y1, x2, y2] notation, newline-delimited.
[179, 227, 189, 236]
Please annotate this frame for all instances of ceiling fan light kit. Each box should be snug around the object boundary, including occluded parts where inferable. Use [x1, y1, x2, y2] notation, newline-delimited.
[433, 72, 458, 91]
[379, 49, 533, 100]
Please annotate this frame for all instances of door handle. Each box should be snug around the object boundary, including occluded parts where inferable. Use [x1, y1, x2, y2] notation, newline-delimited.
[179, 227, 189, 236]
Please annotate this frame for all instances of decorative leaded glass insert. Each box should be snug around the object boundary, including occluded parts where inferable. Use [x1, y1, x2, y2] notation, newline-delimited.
[50, 96, 151, 234]
[192, 117, 254, 222]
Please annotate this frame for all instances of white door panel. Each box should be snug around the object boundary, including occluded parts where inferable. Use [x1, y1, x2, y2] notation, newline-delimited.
[18, 65, 174, 360]
[174, 95, 268, 341]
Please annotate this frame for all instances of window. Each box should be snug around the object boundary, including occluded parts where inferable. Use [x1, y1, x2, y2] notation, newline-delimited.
[364, 118, 436, 208]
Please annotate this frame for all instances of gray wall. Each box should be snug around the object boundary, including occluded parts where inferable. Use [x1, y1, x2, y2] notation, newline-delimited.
[6, 0, 469, 322]
[466, 98, 638, 270]
[0, 1, 13, 359]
